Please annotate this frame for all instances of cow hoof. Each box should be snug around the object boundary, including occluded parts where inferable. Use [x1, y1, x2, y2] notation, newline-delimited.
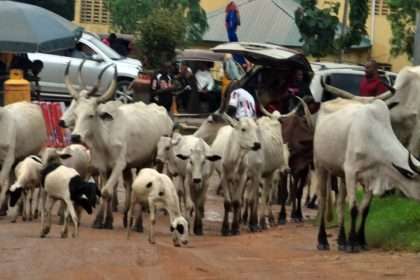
[10, 219, 16, 223]
[194, 227, 203, 236]
[231, 228, 240, 236]
[260, 220, 267, 230]
[103, 222, 113, 230]
[278, 218, 287, 225]
[123, 213, 128, 228]
[134, 224, 144, 233]
[221, 227, 230, 236]
[338, 244, 347, 251]
[360, 244, 369, 251]
[61, 232, 68, 239]
[249, 224, 260, 233]
[317, 243, 330, 251]
[92, 221, 104, 229]
[268, 215, 275, 224]
[40, 227, 50, 238]
[22, 216, 27, 222]
[346, 245, 360, 253]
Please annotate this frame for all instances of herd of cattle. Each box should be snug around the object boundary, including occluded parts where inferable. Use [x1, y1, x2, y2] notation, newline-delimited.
[1, 62, 420, 251]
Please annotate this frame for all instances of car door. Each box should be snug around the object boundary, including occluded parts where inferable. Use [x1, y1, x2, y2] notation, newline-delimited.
[28, 39, 112, 100]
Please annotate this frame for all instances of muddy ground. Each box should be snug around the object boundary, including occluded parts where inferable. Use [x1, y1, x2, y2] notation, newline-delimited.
[1, 185, 420, 280]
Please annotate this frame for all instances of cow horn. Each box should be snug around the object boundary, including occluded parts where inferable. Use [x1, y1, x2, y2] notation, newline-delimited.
[408, 153, 420, 175]
[321, 76, 393, 102]
[217, 80, 238, 114]
[294, 96, 314, 130]
[221, 112, 238, 127]
[77, 59, 87, 90]
[255, 90, 275, 118]
[95, 64, 118, 103]
[64, 61, 80, 100]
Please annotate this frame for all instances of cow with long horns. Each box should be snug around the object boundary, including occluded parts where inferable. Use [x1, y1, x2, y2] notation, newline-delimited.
[314, 97, 420, 252]
[62, 61, 173, 229]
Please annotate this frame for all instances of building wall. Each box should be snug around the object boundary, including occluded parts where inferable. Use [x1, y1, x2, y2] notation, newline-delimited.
[319, 0, 410, 71]
[200, 0, 229, 12]
[73, 0, 110, 34]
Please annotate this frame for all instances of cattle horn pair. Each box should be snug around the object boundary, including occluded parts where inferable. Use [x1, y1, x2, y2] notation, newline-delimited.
[408, 153, 420, 175]
[65, 61, 117, 103]
[255, 90, 303, 121]
[321, 76, 395, 102]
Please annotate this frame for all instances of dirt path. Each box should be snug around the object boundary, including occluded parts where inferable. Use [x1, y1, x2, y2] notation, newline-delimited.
[1, 191, 419, 280]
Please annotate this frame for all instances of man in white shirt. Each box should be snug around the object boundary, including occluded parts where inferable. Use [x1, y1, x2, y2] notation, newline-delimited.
[195, 62, 220, 112]
[228, 88, 256, 119]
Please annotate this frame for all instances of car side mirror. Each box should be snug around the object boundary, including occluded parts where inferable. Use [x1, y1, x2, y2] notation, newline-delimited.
[91, 54, 104, 63]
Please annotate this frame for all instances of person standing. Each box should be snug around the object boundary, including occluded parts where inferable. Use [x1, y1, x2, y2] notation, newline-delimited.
[359, 59, 388, 97]
[225, 1, 240, 42]
[227, 87, 256, 119]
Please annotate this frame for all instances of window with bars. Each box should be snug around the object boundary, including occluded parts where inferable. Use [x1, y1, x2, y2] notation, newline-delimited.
[367, 0, 390, 16]
[80, 0, 110, 24]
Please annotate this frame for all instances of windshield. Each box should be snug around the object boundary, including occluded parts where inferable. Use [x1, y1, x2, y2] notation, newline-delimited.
[87, 36, 122, 60]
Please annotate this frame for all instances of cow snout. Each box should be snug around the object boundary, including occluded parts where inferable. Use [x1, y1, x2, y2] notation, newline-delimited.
[193, 178, 202, 184]
[58, 120, 67, 128]
[71, 134, 82, 144]
[252, 142, 261, 151]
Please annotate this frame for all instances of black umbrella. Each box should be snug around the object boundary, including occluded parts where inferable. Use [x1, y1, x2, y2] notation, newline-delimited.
[0, 1, 83, 53]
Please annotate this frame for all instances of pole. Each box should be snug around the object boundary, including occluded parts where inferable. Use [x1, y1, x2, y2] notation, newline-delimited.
[339, 0, 349, 63]
[413, 11, 420, 66]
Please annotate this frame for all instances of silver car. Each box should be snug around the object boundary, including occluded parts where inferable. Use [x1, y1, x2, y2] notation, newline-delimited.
[28, 32, 142, 103]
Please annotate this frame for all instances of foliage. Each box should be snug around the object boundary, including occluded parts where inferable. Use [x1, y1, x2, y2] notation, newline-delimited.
[343, 0, 368, 47]
[324, 192, 420, 252]
[15, 0, 74, 20]
[106, 0, 208, 41]
[387, 0, 420, 58]
[295, 1, 340, 58]
[137, 8, 187, 68]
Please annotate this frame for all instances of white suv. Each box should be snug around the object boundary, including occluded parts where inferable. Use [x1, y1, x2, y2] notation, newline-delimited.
[310, 62, 397, 102]
[28, 32, 142, 103]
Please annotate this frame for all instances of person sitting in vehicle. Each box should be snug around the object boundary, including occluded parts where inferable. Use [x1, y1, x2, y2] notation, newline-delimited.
[175, 62, 195, 112]
[72, 43, 95, 59]
[151, 62, 174, 111]
[227, 87, 256, 119]
[195, 62, 219, 112]
[360, 59, 388, 97]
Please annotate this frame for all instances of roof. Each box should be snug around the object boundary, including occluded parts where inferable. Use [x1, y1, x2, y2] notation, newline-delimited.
[202, 0, 371, 49]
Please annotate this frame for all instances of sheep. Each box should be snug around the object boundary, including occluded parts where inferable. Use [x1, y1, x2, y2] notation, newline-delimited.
[8, 155, 43, 222]
[40, 163, 100, 238]
[127, 168, 189, 247]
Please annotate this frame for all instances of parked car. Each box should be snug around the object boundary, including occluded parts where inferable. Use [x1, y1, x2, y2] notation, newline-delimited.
[310, 62, 397, 102]
[28, 32, 142, 103]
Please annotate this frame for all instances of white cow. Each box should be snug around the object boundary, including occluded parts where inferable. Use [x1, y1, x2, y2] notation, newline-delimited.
[127, 168, 189, 247]
[212, 116, 261, 236]
[0, 102, 47, 213]
[175, 138, 221, 235]
[314, 98, 420, 252]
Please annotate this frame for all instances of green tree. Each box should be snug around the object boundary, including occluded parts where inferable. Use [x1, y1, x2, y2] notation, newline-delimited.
[295, 0, 340, 58]
[137, 7, 187, 68]
[106, 0, 208, 41]
[15, 0, 75, 20]
[387, 0, 420, 58]
[295, 0, 368, 59]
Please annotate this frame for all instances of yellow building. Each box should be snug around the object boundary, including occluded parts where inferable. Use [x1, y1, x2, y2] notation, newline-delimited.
[73, 0, 410, 71]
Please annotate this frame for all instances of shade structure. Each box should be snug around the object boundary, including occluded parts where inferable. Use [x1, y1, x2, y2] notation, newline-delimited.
[0, 0, 83, 53]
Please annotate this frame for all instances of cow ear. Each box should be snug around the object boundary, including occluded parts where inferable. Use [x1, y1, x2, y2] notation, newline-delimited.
[176, 154, 189, 161]
[58, 153, 72, 160]
[99, 112, 114, 121]
[206, 155, 222, 162]
[176, 224, 185, 234]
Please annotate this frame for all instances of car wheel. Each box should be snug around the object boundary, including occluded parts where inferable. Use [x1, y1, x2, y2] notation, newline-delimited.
[116, 79, 134, 104]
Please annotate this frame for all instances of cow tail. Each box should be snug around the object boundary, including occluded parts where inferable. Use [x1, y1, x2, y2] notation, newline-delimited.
[325, 177, 334, 223]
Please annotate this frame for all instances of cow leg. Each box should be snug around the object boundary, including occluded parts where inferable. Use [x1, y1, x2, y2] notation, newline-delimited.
[278, 173, 288, 225]
[33, 187, 41, 220]
[307, 194, 318, 209]
[289, 175, 299, 222]
[232, 171, 247, 235]
[103, 198, 114, 229]
[295, 170, 308, 223]
[134, 204, 144, 233]
[316, 168, 329, 250]
[65, 200, 79, 238]
[194, 181, 208, 236]
[148, 200, 156, 244]
[337, 182, 347, 251]
[357, 190, 373, 250]
[221, 175, 231, 236]
[122, 169, 133, 228]
[112, 176, 122, 212]
[345, 172, 359, 253]
[92, 199, 105, 229]
[183, 176, 194, 233]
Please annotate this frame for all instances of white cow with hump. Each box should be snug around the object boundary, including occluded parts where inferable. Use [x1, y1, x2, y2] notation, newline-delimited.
[0, 102, 47, 213]
[314, 98, 420, 253]
[66, 62, 173, 230]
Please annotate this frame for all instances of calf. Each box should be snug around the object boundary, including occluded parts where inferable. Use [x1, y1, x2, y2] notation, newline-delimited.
[127, 168, 189, 247]
[40, 163, 100, 238]
[9, 156, 43, 222]
[176, 139, 221, 235]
